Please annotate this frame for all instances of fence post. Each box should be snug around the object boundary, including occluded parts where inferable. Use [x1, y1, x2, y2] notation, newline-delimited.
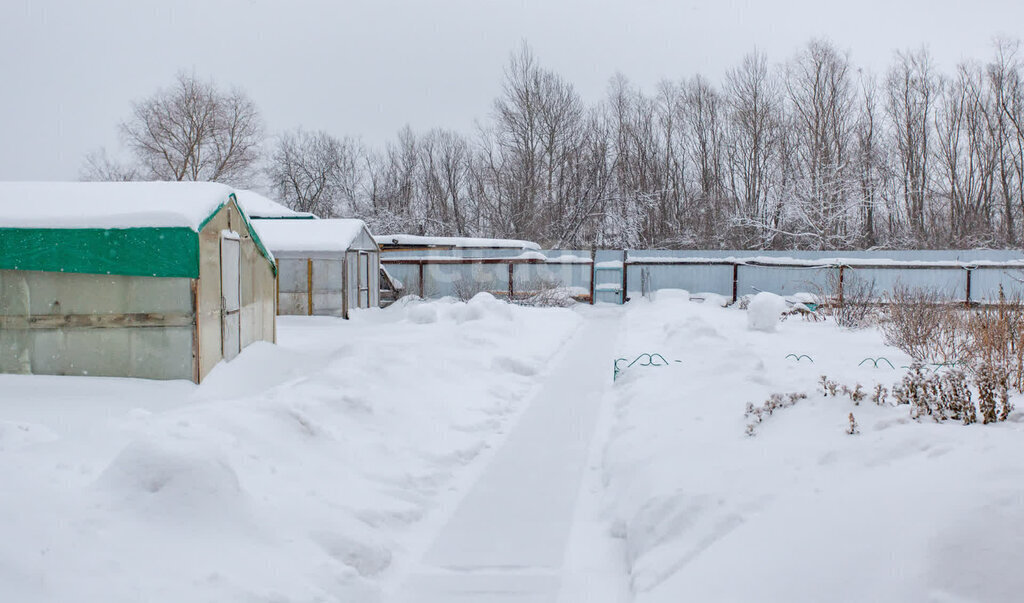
[589, 248, 596, 305]
[418, 262, 425, 298]
[621, 250, 628, 304]
[838, 265, 845, 307]
[732, 263, 739, 303]
[508, 263, 514, 300]
[965, 268, 972, 307]
[307, 258, 314, 316]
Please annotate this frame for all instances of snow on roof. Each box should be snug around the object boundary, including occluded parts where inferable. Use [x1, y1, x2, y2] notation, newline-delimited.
[252, 218, 371, 252]
[375, 234, 541, 249]
[0, 181, 236, 230]
[234, 189, 316, 219]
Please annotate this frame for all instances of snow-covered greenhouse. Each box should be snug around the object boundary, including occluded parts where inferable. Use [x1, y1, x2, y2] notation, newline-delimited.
[251, 217, 381, 318]
[0, 182, 277, 382]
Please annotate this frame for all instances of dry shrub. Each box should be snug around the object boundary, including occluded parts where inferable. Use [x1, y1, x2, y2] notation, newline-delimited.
[514, 278, 579, 307]
[744, 392, 808, 435]
[452, 276, 496, 302]
[891, 362, 1012, 425]
[819, 269, 877, 329]
[881, 284, 1024, 394]
[964, 287, 1024, 391]
[879, 285, 970, 365]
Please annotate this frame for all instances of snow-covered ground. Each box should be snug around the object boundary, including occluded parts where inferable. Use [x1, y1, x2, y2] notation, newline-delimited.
[3, 292, 1023, 602]
[604, 291, 1024, 603]
[0, 294, 581, 603]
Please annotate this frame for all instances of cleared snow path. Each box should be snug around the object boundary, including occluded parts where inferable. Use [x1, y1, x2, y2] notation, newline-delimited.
[393, 311, 624, 602]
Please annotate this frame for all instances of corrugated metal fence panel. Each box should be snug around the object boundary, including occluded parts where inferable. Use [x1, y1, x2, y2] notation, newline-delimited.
[970, 267, 1024, 301]
[626, 263, 734, 297]
[847, 267, 966, 300]
[739, 265, 835, 297]
[627, 249, 1024, 262]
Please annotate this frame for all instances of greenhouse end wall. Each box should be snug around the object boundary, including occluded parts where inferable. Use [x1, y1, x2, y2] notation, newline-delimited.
[0, 269, 194, 380]
[196, 199, 276, 381]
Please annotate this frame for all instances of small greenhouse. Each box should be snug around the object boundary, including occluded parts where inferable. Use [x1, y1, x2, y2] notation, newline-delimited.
[0, 182, 277, 382]
[251, 218, 380, 318]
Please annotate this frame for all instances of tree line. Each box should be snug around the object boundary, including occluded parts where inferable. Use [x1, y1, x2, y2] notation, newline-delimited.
[84, 39, 1024, 250]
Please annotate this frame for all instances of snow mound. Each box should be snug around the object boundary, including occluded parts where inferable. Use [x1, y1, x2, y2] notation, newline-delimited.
[408, 303, 439, 324]
[654, 288, 690, 302]
[747, 292, 788, 332]
[666, 316, 723, 342]
[790, 291, 820, 305]
[694, 292, 731, 307]
[96, 439, 243, 520]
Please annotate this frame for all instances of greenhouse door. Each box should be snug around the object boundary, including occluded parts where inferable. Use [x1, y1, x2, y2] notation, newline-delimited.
[359, 251, 371, 308]
[220, 235, 241, 361]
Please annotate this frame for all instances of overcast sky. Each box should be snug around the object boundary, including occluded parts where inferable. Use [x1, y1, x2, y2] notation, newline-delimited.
[2, 0, 1022, 181]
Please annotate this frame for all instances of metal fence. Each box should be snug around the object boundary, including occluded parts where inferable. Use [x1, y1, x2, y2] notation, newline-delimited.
[381, 248, 1024, 305]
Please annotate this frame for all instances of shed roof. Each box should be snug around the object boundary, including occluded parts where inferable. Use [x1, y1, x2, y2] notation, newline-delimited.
[0, 181, 234, 230]
[375, 234, 540, 250]
[234, 189, 316, 219]
[253, 218, 375, 253]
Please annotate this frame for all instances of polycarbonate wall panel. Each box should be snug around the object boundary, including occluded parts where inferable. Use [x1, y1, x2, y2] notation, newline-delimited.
[512, 262, 591, 295]
[0, 270, 194, 380]
[11, 326, 193, 380]
[369, 253, 380, 307]
[311, 258, 343, 316]
[277, 259, 308, 293]
[383, 264, 421, 296]
[346, 252, 359, 313]
[275, 259, 308, 314]
[0, 270, 191, 315]
[422, 263, 510, 298]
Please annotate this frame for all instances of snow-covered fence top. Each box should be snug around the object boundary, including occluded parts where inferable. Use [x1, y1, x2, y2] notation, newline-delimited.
[625, 255, 1024, 269]
[623, 253, 1024, 304]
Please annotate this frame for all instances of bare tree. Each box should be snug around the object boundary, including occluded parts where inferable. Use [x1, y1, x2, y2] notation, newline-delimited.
[725, 50, 782, 247]
[119, 72, 264, 185]
[886, 49, 937, 243]
[783, 39, 858, 248]
[267, 128, 362, 217]
[80, 148, 139, 181]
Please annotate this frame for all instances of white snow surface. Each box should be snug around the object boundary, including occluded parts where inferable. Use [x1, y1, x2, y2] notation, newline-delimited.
[604, 295, 1024, 602]
[747, 291, 789, 332]
[0, 181, 235, 229]
[235, 189, 316, 219]
[5, 294, 1024, 603]
[375, 234, 541, 250]
[0, 296, 581, 603]
[252, 218, 371, 252]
